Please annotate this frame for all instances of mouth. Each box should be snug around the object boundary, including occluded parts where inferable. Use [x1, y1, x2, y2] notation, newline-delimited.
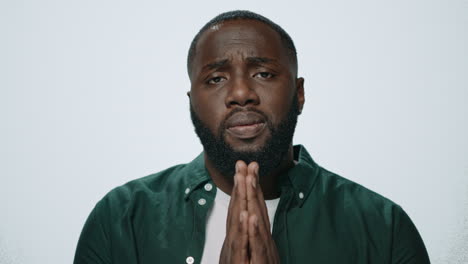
[227, 122, 266, 139]
[225, 111, 267, 139]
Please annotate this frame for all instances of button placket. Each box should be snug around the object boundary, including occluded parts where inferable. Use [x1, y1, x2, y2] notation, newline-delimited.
[198, 198, 206, 206]
[186, 186, 215, 264]
[204, 183, 213, 191]
[298, 192, 304, 199]
[186, 256, 194, 264]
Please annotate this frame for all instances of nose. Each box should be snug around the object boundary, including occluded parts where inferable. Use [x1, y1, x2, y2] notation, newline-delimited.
[225, 77, 260, 107]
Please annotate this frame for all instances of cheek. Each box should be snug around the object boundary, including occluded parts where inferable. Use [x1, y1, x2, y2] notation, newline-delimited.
[191, 92, 226, 132]
[258, 87, 295, 124]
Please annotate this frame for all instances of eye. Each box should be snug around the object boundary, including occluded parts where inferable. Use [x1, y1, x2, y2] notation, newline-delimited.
[255, 72, 275, 79]
[207, 76, 226, 84]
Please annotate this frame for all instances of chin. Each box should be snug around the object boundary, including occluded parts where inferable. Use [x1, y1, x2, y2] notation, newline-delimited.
[230, 144, 263, 153]
[225, 136, 269, 154]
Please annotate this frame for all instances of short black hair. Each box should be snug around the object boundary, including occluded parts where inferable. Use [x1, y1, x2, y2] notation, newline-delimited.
[187, 10, 298, 77]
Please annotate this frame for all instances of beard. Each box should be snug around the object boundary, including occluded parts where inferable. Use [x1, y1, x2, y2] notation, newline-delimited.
[190, 93, 300, 178]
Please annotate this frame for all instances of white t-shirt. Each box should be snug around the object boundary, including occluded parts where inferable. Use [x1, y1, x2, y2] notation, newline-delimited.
[201, 187, 280, 264]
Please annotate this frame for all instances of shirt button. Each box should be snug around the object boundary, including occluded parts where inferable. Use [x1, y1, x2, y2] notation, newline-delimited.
[186, 256, 194, 264]
[198, 198, 206, 206]
[185, 188, 190, 194]
[298, 192, 304, 199]
[204, 183, 213, 191]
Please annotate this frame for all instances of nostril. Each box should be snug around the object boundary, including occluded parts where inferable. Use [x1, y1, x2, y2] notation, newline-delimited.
[228, 98, 256, 107]
[245, 99, 255, 105]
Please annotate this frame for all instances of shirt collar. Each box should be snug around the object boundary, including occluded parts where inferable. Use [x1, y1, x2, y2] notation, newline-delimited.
[182, 152, 211, 200]
[283, 145, 320, 207]
[182, 145, 320, 205]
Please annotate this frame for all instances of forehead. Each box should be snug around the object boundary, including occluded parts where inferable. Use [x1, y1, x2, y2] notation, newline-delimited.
[192, 19, 290, 73]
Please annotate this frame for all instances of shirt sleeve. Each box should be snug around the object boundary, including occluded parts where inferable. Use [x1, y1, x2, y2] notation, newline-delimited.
[73, 200, 112, 264]
[391, 206, 431, 264]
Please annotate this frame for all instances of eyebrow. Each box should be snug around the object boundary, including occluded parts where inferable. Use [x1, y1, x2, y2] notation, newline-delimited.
[201, 56, 278, 72]
[202, 59, 229, 71]
[246, 56, 277, 65]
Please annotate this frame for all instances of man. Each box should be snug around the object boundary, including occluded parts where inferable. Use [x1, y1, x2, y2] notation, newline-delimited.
[74, 10, 430, 264]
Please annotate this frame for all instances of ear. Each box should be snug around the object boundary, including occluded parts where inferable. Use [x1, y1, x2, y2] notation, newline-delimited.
[296, 77, 305, 114]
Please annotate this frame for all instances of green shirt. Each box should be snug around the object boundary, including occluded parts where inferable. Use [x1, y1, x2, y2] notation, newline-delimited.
[74, 145, 430, 264]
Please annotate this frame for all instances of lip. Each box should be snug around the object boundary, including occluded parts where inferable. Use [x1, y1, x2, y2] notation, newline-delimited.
[225, 111, 267, 139]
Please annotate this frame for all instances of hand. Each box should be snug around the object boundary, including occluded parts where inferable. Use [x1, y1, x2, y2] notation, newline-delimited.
[219, 160, 249, 264]
[219, 161, 280, 264]
[245, 161, 280, 264]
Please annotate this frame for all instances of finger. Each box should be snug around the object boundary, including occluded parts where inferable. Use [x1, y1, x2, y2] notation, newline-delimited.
[226, 161, 240, 228]
[246, 162, 257, 201]
[235, 210, 249, 263]
[253, 163, 271, 232]
[246, 162, 270, 232]
[248, 208, 270, 242]
[248, 214, 265, 264]
[221, 210, 249, 264]
[249, 213, 280, 264]
[227, 160, 248, 231]
[236, 160, 248, 208]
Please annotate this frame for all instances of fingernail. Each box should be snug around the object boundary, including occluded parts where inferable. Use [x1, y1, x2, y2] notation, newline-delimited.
[251, 177, 256, 188]
[255, 165, 259, 176]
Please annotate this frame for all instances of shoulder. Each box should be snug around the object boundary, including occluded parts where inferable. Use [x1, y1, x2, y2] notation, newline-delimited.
[95, 162, 191, 217]
[294, 145, 399, 217]
[74, 162, 198, 263]
[308, 165, 407, 242]
[311, 166, 430, 260]
[293, 146, 429, 261]
[110, 163, 188, 197]
[315, 166, 399, 214]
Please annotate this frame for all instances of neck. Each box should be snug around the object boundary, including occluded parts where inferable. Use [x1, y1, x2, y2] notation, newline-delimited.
[204, 145, 295, 200]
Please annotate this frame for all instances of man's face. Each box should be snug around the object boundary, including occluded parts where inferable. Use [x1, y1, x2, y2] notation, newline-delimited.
[189, 19, 304, 177]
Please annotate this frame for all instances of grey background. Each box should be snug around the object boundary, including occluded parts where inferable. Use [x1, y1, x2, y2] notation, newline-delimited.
[1, 0, 467, 263]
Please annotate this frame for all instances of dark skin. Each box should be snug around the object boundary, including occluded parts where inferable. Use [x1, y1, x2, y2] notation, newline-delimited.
[188, 19, 305, 263]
